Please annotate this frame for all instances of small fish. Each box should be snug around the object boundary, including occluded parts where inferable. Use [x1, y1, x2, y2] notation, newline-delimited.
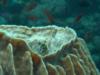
[74, 13, 83, 23]
[43, 9, 54, 24]
[27, 15, 38, 20]
[69, 13, 84, 28]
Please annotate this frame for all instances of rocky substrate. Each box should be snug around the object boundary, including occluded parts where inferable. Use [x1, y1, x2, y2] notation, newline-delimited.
[0, 25, 99, 75]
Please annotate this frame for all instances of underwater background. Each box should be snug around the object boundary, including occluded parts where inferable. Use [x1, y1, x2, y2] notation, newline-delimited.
[0, 0, 100, 71]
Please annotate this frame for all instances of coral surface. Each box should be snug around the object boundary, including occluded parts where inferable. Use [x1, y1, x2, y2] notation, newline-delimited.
[0, 25, 99, 75]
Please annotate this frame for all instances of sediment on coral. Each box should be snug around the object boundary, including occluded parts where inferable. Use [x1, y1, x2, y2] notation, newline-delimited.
[0, 25, 99, 75]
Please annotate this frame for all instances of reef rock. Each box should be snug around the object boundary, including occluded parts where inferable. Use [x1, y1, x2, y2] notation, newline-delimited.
[0, 25, 99, 75]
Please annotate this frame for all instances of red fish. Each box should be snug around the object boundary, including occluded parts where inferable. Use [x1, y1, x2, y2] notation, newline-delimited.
[74, 13, 83, 23]
[43, 9, 54, 24]
[27, 15, 39, 20]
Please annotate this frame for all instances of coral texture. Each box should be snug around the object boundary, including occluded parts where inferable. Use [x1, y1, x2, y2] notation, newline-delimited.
[0, 25, 99, 75]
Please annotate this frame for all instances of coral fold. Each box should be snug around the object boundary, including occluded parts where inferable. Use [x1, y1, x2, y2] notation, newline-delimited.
[0, 25, 99, 75]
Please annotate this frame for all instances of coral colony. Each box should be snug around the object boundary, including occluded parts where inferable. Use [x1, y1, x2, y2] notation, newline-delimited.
[0, 25, 99, 75]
